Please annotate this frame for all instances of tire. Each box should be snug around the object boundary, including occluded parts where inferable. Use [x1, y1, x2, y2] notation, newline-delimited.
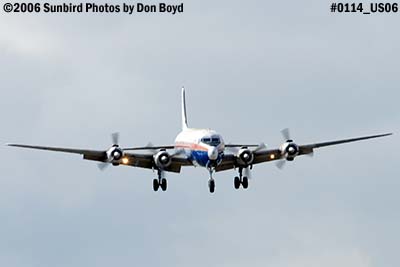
[161, 178, 167, 191]
[242, 177, 249, 189]
[209, 180, 215, 193]
[153, 179, 159, 191]
[234, 176, 240, 189]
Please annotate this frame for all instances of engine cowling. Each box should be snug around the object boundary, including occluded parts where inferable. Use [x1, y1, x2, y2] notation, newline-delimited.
[106, 146, 124, 162]
[280, 141, 299, 161]
[154, 150, 172, 169]
[236, 148, 254, 166]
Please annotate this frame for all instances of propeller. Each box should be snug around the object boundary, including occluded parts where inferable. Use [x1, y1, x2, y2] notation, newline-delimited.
[253, 142, 266, 153]
[275, 153, 312, 169]
[275, 160, 286, 170]
[281, 128, 291, 141]
[111, 132, 120, 146]
[146, 142, 154, 148]
[98, 132, 122, 171]
[241, 143, 266, 179]
[98, 162, 110, 171]
[276, 128, 292, 170]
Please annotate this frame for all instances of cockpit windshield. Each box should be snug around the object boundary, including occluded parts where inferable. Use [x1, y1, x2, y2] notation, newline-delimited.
[202, 136, 221, 146]
[211, 137, 220, 145]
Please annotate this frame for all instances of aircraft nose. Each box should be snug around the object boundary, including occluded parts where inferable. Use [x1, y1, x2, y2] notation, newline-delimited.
[208, 147, 218, 160]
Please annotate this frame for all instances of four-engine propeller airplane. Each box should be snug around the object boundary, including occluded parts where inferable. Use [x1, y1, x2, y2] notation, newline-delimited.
[7, 88, 392, 193]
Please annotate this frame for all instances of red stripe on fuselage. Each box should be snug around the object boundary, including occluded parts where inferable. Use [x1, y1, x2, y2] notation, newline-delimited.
[175, 142, 209, 152]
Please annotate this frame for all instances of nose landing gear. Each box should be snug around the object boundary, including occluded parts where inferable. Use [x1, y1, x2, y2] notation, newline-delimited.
[208, 179, 215, 193]
[207, 166, 216, 193]
[234, 167, 249, 190]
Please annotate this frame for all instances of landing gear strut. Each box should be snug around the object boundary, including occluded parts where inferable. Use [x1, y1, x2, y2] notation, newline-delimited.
[234, 167, 249, 190]
[208, 167, 215, 193]
[153, 169, 167, 192]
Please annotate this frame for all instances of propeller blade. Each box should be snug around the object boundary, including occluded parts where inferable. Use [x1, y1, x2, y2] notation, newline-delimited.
[146, 142, 154, 147]
[253, 142, 266, 153]
[111, 132, 120, 145]
[144, 142, 158, 153]
[275, 160, 286, 170]
[98, 162, 109, 171]
[281, 128, 291, 141]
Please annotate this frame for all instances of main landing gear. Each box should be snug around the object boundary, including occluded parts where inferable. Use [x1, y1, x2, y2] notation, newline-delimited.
[153, 169, 167, 192]
[234, 167, 249, 190]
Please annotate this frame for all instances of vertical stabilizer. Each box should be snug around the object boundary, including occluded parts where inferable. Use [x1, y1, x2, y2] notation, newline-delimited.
[181, 87, 188, 130]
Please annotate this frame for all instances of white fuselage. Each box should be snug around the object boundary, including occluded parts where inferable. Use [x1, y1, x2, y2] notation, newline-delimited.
[174, 128, 225, 167]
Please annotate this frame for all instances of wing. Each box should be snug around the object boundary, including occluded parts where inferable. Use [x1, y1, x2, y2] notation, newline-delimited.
[124, 145, 175, 151]
[297, 133, 393, 154]
[225, 144, 259, 148]
[215, 149, 282, 172]
[7, 144, 108, 161]
[7, 144, 192, 173]
[122, 152, 191, 173]
[216, 133, 392, 172]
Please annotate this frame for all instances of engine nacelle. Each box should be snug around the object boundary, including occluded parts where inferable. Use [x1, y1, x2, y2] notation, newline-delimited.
[154, 150, 172, 169]
[236, 148, 254, 166]
[280, 141, 299, 161]
[106, 146, 124, 162]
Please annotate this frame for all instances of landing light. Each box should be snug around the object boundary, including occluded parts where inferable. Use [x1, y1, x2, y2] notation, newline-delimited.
[122, 157, 129, 164]
[270, 154, 275, 160]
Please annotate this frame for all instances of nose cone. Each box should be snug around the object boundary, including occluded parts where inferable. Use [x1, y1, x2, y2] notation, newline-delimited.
[208, 147, 218, 160]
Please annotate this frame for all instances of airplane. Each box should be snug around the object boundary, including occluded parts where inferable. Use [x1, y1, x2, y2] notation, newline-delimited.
[7, 88, 392, 193]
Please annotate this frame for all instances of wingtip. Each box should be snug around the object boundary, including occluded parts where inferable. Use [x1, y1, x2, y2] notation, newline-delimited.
[6, 144, 27, 148]
[375, 133, 393, 137]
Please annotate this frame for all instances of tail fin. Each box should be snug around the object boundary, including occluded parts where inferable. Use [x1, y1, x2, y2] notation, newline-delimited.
[181, 87, 188, 130]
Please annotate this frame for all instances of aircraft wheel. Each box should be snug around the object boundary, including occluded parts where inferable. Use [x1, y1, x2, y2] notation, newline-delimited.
[160, 178, 167, 191]
[234, 176, 240, 189]
[208, 179, 215, 193]
[242, 177, 249, 189]
[153, 179, 159, 191]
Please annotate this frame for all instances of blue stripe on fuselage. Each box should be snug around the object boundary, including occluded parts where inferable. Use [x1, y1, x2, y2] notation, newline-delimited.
[191, 150, 209, 166]
[190, 150, 223, 167]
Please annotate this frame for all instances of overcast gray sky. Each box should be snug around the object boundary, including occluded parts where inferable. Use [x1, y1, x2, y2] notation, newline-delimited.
[0, 0, 399, 266]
